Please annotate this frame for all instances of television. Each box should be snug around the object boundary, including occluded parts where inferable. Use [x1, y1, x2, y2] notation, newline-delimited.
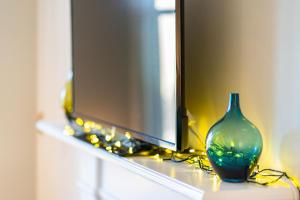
[71, 0, 187, 151]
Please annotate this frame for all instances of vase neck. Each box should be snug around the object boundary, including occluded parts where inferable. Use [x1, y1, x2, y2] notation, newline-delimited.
[227, 93, 242, 115]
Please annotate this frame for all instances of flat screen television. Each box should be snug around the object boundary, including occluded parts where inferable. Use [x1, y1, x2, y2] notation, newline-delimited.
[71, 0, 187, 151]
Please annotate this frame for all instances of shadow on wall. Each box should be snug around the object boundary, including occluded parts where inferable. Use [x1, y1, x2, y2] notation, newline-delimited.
[185, 0, 228, 148]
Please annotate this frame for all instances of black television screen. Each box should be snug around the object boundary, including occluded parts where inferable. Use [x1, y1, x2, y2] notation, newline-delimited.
[72, 0, 187, 150]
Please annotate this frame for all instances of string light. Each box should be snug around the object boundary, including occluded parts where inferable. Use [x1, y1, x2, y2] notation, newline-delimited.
[125, 132, 131, 139]
[105, 135, 112, 142]
[63, 125, 75, 136]
[63, 118, 300, 195]
[111, 127, 116, 137]
[165, 149, 172, 154]
[115, 141, 122, 148]
[83, 127, 91, 133]
[128, 147, 134, 154]
[189, 149, 195, 153]
[75, 118, 84, 126]
[90, 135, 99, 144]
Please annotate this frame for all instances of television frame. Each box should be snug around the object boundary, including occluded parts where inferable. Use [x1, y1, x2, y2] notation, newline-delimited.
[71, 0, 188, 151]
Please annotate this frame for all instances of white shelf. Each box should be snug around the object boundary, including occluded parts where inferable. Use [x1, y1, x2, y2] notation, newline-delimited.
[36, 120, 298, 200]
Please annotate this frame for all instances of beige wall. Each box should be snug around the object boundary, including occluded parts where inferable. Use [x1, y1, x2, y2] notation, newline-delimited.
[37, 0, 71, 123]
[36, 0, 73, 199]
[0, 0, 36, 199]
[186, 0, 300, 181]
[36, 0, 300, 191]
[186, 0, 276, 167]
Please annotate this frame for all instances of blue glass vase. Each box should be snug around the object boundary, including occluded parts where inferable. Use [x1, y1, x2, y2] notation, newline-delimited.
[206, 93, 263, 182]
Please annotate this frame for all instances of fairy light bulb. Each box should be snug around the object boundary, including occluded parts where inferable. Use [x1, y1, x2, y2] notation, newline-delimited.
[189, 149, 195, 153]
[64, 125, 75, 136]
[125, 132, 131, 139]
[75, 118, 84, 126]
[154, 154, 160, 159]
[105, 135, 112, 142]
[115, 141, 122, 148]
[129, 147, 133, 154]
[90, 135, 99, 144]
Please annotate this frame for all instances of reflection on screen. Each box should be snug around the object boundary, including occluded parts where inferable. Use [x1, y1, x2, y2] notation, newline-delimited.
[73, 0, 177, 146]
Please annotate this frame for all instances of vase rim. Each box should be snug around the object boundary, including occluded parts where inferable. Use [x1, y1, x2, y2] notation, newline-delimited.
[230, 92, 239, 96]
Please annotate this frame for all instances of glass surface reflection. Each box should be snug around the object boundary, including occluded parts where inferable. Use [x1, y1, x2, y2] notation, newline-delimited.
[73, 0, 177, 147]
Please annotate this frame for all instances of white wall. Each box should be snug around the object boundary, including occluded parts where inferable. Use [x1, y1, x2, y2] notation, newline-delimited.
[0, 0, 36, 199]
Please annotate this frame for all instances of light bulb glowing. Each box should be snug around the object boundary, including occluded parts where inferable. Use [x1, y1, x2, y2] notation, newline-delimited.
[111, 127, 116, 138]
[154, 154, 160, 159]
[75, 118, 84, 126]
[89, 134, 99, 144]
[105, 135, 112, 142]
[125, 132, 131, 139]
[234, 153, 242, 158]
[189, 149, 195, 153]
[153, 154, 163, 162]
[216, 151, 223, 157]
[129, 147, 133, 154]
[106, 146, 112, 152]
[115, 141, 122, 148]
[84, 127, 91, 133]
[230, 141, 235, 147]
[64, 125, 75, 136]
[165, 149, 172, 154]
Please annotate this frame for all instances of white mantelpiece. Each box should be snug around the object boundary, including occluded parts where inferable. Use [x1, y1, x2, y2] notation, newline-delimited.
[36, 120, 298, 200]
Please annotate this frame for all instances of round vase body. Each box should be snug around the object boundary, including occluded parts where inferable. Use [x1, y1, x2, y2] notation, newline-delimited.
[206, 93, 263, 182]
